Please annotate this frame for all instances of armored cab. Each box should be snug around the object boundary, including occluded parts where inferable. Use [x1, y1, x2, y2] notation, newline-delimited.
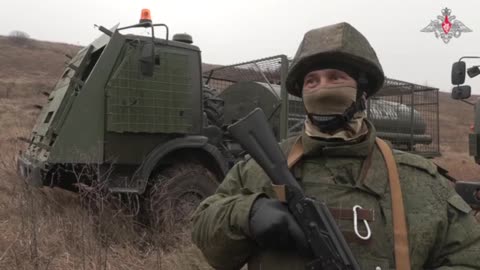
[17, 13, 228, 223]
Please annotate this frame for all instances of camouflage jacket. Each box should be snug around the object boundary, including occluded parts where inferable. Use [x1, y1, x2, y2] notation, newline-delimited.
[192, 122, 480, 270]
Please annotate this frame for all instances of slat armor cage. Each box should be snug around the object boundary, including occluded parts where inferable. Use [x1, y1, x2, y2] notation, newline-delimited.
[203, 56, 440, 157]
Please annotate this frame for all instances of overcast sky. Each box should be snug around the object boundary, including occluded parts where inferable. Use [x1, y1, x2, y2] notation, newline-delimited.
[1, 0, 480, 93]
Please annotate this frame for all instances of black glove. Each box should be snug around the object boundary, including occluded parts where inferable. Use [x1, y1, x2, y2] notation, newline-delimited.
[249, 197, 309, 253]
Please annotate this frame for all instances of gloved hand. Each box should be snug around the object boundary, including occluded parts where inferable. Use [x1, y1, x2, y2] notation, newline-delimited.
[249, 197, 309, 253]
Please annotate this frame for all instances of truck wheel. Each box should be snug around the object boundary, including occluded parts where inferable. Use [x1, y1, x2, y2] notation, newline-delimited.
[203, 86, 224, 127]
[146, 162, 218, 229]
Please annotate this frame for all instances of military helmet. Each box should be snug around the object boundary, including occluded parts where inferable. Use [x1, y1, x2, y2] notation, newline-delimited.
[286, 22, 384, 98]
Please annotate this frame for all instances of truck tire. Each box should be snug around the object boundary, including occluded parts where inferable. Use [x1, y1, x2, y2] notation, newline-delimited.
[145, 161, 218, 230]
[203, 86, 224, 127]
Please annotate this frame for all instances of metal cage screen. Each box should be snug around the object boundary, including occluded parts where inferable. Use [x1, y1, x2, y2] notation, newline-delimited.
[203, 57, 439, 157]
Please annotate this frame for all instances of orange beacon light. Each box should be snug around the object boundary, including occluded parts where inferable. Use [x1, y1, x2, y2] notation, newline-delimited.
[140, 9, 152, 24]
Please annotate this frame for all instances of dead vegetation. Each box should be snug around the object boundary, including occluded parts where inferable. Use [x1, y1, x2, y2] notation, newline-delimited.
[0, 116, 212, 270]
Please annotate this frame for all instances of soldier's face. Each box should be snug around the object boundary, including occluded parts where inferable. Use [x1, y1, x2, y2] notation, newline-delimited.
[303, 69, 357, 94]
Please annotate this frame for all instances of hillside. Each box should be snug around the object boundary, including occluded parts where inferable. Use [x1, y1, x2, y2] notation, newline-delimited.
[0, 36, 80, 98]
[0, 35, 479, 268]
[435, 93, 480, 180]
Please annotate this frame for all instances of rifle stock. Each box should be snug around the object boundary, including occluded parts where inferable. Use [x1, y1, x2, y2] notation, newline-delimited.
[228, 108, 360, 270]
[227, 108, 302, 190]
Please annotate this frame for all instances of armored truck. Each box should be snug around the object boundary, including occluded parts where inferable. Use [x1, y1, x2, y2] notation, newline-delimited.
[17, 12, 229, 223]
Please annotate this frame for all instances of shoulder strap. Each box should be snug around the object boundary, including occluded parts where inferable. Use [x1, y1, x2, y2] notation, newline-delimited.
[287, 136, 303, 169]
[375, 138, 411, 270]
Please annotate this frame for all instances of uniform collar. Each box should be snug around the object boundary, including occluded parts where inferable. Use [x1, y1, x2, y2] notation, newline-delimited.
[300, 121, 389, 197]
[301, 120, 376, 158]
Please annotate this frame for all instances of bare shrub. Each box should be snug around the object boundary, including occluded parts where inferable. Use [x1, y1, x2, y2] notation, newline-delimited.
[8, 30, 31, 47]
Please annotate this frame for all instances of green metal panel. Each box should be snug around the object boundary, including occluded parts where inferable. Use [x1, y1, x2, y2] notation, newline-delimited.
[33, 47, 91, 136]
[104, 132, 171, 164]
[24, 47, 93, 163]
[29, 25, 118, 143]
[49, 32, 126, 163]
[106, 42, 197, 134]
[50, 47, 96, 137]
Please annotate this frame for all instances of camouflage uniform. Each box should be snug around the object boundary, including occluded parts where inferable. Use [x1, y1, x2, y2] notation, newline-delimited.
[191, 23, 480, 269]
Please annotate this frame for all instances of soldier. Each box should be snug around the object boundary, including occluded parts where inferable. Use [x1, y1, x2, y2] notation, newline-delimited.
[191, 22, 480, 270]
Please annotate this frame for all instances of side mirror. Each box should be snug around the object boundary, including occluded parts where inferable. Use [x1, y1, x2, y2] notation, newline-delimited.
[451, 85, 471, 100]
[451, 61, 466, 85]
[467, 66, 480, 78]
[140, 42, 155, 77]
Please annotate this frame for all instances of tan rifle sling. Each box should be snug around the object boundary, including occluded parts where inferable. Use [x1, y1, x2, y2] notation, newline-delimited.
[375, 138, 411, 270]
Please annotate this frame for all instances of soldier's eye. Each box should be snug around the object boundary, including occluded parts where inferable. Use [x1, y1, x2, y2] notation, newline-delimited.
[330, 74, 339, 80]
[304, 77, 317, 87]
[332, 72, 350, 82]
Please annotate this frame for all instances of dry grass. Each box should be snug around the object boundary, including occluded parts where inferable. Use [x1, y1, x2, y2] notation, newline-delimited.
[0, 95, 212, 269]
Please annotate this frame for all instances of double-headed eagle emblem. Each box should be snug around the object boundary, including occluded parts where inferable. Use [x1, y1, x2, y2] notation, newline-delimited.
[421, 8, 472, 44]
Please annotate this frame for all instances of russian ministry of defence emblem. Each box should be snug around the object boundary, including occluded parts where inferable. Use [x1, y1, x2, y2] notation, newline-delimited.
[421, 8, 472, 44]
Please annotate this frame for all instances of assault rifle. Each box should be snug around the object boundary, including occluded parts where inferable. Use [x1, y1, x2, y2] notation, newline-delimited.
[228, 108, 360, 270]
